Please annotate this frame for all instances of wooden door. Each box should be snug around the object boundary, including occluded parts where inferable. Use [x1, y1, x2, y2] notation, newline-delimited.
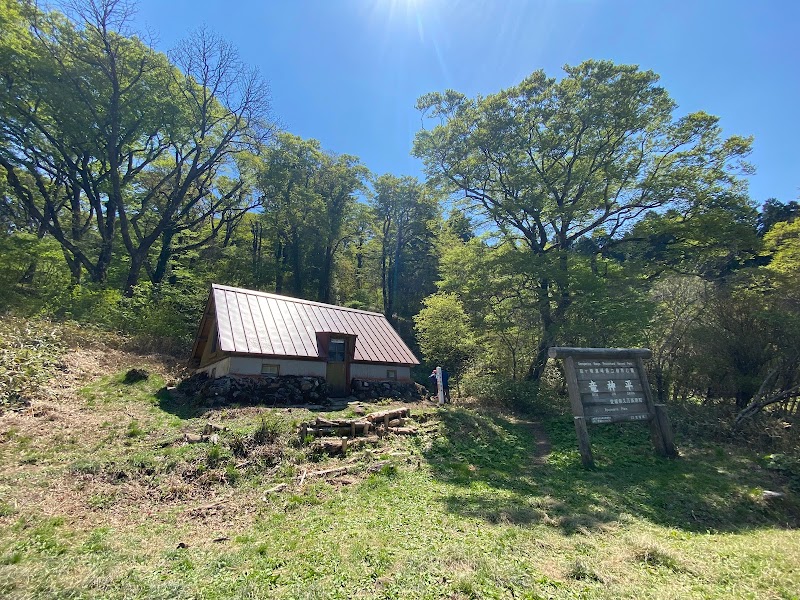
[326, 337, 348, 396]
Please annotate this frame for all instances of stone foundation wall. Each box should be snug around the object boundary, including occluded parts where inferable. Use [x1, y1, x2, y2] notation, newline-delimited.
[178, 373, 426, 406]
[179, 373, 328, 406]
[351, 378, 425, 401]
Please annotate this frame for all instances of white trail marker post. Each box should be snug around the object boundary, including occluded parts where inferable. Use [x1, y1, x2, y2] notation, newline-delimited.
[436, 366, 445, 405]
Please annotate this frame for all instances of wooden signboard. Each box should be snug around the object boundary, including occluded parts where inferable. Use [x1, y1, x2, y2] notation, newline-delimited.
[549, 347, 677, 468]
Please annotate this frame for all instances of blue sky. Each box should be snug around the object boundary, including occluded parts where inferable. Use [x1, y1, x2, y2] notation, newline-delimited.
[131, 0, 799, 206]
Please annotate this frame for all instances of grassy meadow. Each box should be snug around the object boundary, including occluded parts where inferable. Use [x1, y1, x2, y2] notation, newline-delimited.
[0, 336, 798, 599]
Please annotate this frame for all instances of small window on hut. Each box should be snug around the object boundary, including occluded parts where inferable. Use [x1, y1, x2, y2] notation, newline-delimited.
[387, 369, 397, 380]
[261, 363, 280, 376]
[329, 338, 346, 362]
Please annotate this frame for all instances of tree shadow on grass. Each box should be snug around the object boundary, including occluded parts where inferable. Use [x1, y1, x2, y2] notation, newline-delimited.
[156, 388, 208, 420]
[422, 407, 800, 533]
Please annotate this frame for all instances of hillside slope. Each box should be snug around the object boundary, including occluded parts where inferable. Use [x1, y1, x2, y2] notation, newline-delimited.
[0, 335, 798, 599]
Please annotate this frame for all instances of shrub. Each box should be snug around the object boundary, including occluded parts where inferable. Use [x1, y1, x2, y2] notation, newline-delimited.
[460, 372, 544, 414]
[0, 317, 65, 411]
[253, 413, 286, 446]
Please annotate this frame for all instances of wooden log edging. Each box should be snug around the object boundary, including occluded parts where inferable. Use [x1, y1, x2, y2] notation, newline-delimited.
[298, 406, 416, 452]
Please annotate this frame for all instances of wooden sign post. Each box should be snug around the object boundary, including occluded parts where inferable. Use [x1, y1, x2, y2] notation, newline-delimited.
[548, 347, 677, 468]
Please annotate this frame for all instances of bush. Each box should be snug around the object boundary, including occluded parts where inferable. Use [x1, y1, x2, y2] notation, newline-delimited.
[0, 317, 65, 411]
[460, 372, 545, 414]
[253, 413, 286, 446]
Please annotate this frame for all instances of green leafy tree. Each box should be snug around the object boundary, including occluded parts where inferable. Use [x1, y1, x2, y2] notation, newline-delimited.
[256, 133, 367, 300]
[413, 292, 478, 382]
[413, 60, 752, 382]
[117, 27, 273, 294]
[371, 174, 439, 328]
[0, 0, 177, 284]
[758, 198, 799, 235]
[621, 192, 761, 281]
[437, 238, 539, 380]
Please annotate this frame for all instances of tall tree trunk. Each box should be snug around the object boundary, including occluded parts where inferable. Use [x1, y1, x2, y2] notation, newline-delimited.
[61, 249, 82, 285]
[291, 231, 303, 297]
[355, 236, 364, 291]
[151, 230, 175, 286]
[124, 250, 147, 296]
[527, 277, 554, 382]
[251, 221, 263, 287]
[318, 245, 333, 303]
[526, 255, 572, 383]
[274, 239, 284, 294]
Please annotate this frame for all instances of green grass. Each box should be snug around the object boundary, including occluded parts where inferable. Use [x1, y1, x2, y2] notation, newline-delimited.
[1, 363, 799, 599]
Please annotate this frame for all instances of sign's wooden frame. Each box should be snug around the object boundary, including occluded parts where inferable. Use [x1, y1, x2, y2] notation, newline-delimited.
[549, 347, 677, 468]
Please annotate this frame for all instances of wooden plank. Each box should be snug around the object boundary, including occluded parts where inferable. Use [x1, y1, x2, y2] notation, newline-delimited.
[549, 347, 652, 359]
[654, 403, 678, 458]
[565, 357, 594, 468]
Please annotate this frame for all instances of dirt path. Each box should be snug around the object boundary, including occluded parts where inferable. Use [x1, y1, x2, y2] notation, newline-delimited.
[522, 419, 552, 465]
[507, 417, 552, 465]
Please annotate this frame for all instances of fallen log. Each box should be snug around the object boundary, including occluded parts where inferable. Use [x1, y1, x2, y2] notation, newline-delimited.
[314, 435, 380, 455]
[314, 417, 370, 427]
[264, 483, 288, 494]
[365, 407, 411, 423]
[305, 424, 371, 436]
[387, 426, 417, 435]
[307, 466, 349, 478]
[299, 418, 371, 441]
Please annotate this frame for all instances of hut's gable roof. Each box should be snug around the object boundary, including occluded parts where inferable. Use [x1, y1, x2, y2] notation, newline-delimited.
[208, 284, 419, 365]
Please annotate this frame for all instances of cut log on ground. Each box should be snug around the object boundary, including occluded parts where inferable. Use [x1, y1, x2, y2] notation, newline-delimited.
[387, 426, 417, 435]
[365, 407, 411, 423]
[306, 466, 350, 479]
[298, 406, 413, 446]
[314, 435, 380, 455]
[264, 483, 288, 494]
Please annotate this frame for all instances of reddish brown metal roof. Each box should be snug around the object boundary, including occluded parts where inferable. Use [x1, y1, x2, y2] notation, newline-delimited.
[209, 284, 419, 365]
